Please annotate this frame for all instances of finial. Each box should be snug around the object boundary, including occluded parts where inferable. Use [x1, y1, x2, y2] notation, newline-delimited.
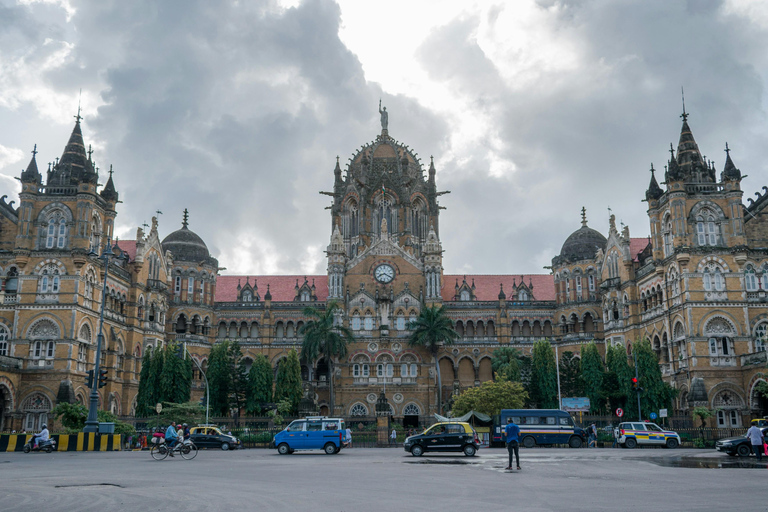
[669, 143, 674, 158]
[108, 164, 113, 178]
[74, 96, 82, 124]
[581, 206, 587, 227]
[88, 144, 93, 160]
[156, 210, 163, 216]
[724, 142, 730, 156]
[142, 221, 149, 230]
[650, 163, 655, 173]
[31, 144, 37, 158]
[182, 208, 189, 228]
[336, 155, 339, 163]
[680, 86, 688, 122]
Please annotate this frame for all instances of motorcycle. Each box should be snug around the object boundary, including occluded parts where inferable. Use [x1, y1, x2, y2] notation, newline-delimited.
[23, 436, 57, 453]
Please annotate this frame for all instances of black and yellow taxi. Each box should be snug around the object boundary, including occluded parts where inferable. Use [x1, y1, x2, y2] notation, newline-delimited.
[403, 421, 480, 457]
[189, 426, 241, 450]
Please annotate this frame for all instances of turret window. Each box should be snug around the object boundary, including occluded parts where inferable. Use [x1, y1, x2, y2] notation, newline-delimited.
[38, 265, 60, 294]
[364, 315, 374, 330]
[46, 215, 67, 249]
[187, 277, 195, 296]
[588, 274, 595, 292]
[745, 266, 758, 291]
[174, 276, 181, 295]
[351, 314, 361, 331]
[575, 276, 582, 299]
[460, 290, 470, 301]
[696, 212, 718, 246]
[754, 323, 767, 352]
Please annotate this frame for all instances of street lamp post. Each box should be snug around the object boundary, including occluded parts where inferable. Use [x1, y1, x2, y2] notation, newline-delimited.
[83, 239, 115, 433]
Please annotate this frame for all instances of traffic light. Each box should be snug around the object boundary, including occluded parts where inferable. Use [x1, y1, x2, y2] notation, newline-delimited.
[98, 369, 108, 388]
[631, 377, 638, 390]
[86, 369, 94, 388]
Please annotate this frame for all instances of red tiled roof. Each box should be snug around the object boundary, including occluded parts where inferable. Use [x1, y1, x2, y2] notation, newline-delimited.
[116, 240, 137, 262]
[629, 237, 651, 262]
[215, 275, 328, 302]
[442, 274, 555, 302]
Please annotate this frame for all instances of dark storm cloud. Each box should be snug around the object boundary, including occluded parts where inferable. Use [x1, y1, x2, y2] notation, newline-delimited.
[417, 0, 768, 274]
[1, 0, 767, 276]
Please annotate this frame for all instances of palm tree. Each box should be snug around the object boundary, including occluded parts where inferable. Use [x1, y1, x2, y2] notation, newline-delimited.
[407, 304, 459, 414]
[299, 301, 355, 415]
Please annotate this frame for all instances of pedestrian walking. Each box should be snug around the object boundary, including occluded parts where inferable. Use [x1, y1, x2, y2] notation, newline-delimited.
[746, 424, 765, 461]
[390, 428, 397, 445]
[345, 426, 352, 448]
[588, 423, 597, 448]
[503, 417, 521, 470]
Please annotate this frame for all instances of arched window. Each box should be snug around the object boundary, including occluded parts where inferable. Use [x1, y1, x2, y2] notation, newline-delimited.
[460, 290, 470, 301]
[403, 403, 421, 416]
[364, 315, 374, 331]
[352, 355, 370, 378]
[696, 211, 718, 246]
[0, 325, 8, 356]
[663, 216, 673, 257]
[351, 313, 361, 331]
[745, 265, 758, 291]
[754, 323, 767, 353]
[22, 393, 52, 432]
[137, 296, 144, 321]
[242, 290, 252, 302]
[38, 264, 61, 294]
[396, 314, 405, 331]
[300, 290, 310, 302]
[705, 318, 734, 356]
[77, 323, 92, 372]
[5, 267, 18, 297]
[714, 269, 725, 291]
[703, 269, 712, 291]
[46, 213, 68, 249]
[350, 403, 368, 416]
[519, 289, 528, 301]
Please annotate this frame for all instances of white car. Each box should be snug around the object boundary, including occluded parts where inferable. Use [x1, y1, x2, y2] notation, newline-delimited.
[614, 421, 680, 449]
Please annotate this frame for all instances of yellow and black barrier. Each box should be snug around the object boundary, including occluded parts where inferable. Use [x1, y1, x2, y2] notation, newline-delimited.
[0, 433, 122, 452]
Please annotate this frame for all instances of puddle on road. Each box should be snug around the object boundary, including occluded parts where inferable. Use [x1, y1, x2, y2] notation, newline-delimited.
[648, 457, 768, 470]
[404, 459, 479, 465]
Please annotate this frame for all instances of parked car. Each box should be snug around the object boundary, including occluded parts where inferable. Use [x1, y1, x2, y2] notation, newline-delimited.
[614, 422, 680, 449]
[403, 421, 480, 457]
[715, 427, 768, 457]
[189, 426, 241, 450]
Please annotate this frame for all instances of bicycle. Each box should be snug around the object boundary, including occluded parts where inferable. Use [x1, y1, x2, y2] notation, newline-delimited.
[150, 438, 197, 460]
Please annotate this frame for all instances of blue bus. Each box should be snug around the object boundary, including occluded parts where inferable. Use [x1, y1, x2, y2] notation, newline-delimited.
[492, 409, 586, 448]
[273, 417, 347, 455]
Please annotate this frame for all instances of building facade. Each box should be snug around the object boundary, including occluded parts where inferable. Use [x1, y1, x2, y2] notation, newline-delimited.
[0, 110, 766, 430]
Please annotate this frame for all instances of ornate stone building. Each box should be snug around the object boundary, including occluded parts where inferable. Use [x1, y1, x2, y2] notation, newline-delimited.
[0, 108, 766, 430]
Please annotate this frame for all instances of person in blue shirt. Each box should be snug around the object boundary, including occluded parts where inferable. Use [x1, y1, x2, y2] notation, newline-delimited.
[504, 417, 521, 470]
[165, 422, 178, 456]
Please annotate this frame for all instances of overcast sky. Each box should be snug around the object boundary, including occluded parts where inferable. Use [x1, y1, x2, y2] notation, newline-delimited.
[1, 0, 767, 277]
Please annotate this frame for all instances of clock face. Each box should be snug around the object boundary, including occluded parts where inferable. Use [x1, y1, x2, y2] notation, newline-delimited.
[374, 264, 395, 283]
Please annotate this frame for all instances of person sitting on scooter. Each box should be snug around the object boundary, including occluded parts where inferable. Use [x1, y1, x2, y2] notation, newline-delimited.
[33, 424, 50, 449]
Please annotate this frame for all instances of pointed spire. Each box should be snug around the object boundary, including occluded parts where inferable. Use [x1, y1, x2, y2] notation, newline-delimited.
[100, 164, 118, 202]
[498, 283, 506, 300]
[182, 208, 189, 229]
[722, 142, 741, 181]
[264, 284, 272, 301]
[646, 163, 663, 200]
[581, 207, 588, 227]
[21, 144, 42, 184]
[675, 104, 705, 180]
[51, 114, 97, 186]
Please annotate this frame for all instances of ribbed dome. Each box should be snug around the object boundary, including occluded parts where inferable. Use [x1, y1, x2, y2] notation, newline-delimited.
[161, 210, 210, 262]
[559, 225, 606, 262]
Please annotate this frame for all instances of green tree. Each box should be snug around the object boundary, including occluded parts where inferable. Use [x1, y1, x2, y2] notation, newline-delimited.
[558, 351, 582, 398]
[529, 340, 558, 408]
[407, 304, 459, 413]
[135, 350, 155, 417]
[605, 344, 633, 418]
[228, 340, 248, 413]
[207, 340, 232, 416]
[158, 342, 192, 405]
[50, 402, 136, 435]
[634, 339, 677, 418]
[245, 354, 273, 415]
[300, 301, 355, 414]
[491, 347, 522, 382]
[452, 377, 528, 416]
[580, 343, 605, 413]
[274, 349, 303, 414]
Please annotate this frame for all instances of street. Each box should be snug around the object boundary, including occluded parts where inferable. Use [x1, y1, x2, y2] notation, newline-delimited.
[0, 447, 764, 511]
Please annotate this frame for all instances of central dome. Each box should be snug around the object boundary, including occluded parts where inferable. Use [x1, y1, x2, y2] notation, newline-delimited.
[161, 211, 211, 262]
[558, 225, 606, 263]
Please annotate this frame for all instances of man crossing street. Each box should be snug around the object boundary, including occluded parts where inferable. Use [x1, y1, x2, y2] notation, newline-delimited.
[504, 417, 521, 471]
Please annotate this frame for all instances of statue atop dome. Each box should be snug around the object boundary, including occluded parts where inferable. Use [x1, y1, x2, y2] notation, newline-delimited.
[378, 99, 388, 131]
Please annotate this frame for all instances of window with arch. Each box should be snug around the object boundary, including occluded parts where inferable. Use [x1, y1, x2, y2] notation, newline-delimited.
[343, 200, 359, 238]
[713, 390, 743, 427]
[5, 267, 18, 296]
[38, 264, 61, 294]
[588, 273, 595, 292]
[350, 403, 368, 416]
[400, 355, 418, 377]
[403, 403, 421, 416]
[396, 314, 405, 331]
[46, 213, 67, 249]
[703, 269, 712, 291]
[745, 265, 758, 292]
[761, 265, 768, 290]
[696, 210, 719, 246]
[89, 214, 102, 251]
[663, 215, 673, 257]
[187, 276, 195, 296]
[300, 290, 310, 302]
[352, 356, 370, 378]
[714, 269, 725, 291]
[174, 275, 181, 295]
[364, 315, 374, 331]
[705, 318, 734, 356]
[0, 325, 7, 356]
[575, 275, 582, 299]
[754, 323, 767, 352]
[351, 313, 361, 331]
[242, 290, 253, 302]
[460, 290, 470, 301]
[77, 324, 91, 371]
[22, 393, 52, 432]
[519, 289, 528, 301]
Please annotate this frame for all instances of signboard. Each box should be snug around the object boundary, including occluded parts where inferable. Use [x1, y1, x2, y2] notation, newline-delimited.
[659, 408, 668, 418]
[649, 412, 658, 420]
[616, 408, 624, 417]
[561, 397, 591, 412]
[155, 403, 163, 414]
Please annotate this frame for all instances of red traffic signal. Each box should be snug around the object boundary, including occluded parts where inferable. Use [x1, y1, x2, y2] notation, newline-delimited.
[631, 377, 639, 389]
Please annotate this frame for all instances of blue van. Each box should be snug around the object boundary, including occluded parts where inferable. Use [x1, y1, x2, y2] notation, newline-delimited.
[274, 417, 347, 455]
[493, 409, 586, 448]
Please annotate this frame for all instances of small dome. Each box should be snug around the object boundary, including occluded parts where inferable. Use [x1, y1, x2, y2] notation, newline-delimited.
[161, 209, 210, 262]
[559, 225, 606, 263]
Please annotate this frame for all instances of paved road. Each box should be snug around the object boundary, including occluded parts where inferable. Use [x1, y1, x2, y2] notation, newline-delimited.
[0, 447, 764, 511]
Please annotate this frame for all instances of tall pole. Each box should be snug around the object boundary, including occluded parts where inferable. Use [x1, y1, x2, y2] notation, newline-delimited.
[186, 345, 210, 425]
[84, 240, 114, 433]
[633, 348, 642, 421]
[554, 341, 562, 410]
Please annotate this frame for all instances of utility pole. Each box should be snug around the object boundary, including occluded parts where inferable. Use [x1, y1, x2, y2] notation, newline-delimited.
[554, 341, 562, 410]
[633, 348, 642, 421]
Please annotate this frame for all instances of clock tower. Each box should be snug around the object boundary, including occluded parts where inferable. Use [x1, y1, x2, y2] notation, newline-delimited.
[324, 108, 446, 332]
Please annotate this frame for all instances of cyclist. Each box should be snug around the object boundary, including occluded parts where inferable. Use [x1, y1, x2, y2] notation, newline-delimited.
[165, 422, 178, 456]
[183, 423, 190, 441]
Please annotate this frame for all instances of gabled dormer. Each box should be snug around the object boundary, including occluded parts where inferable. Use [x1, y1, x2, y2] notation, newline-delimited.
[453, 276, 476, 301]
[238, 277, 259, 302]
[294, 277, 317, 302]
